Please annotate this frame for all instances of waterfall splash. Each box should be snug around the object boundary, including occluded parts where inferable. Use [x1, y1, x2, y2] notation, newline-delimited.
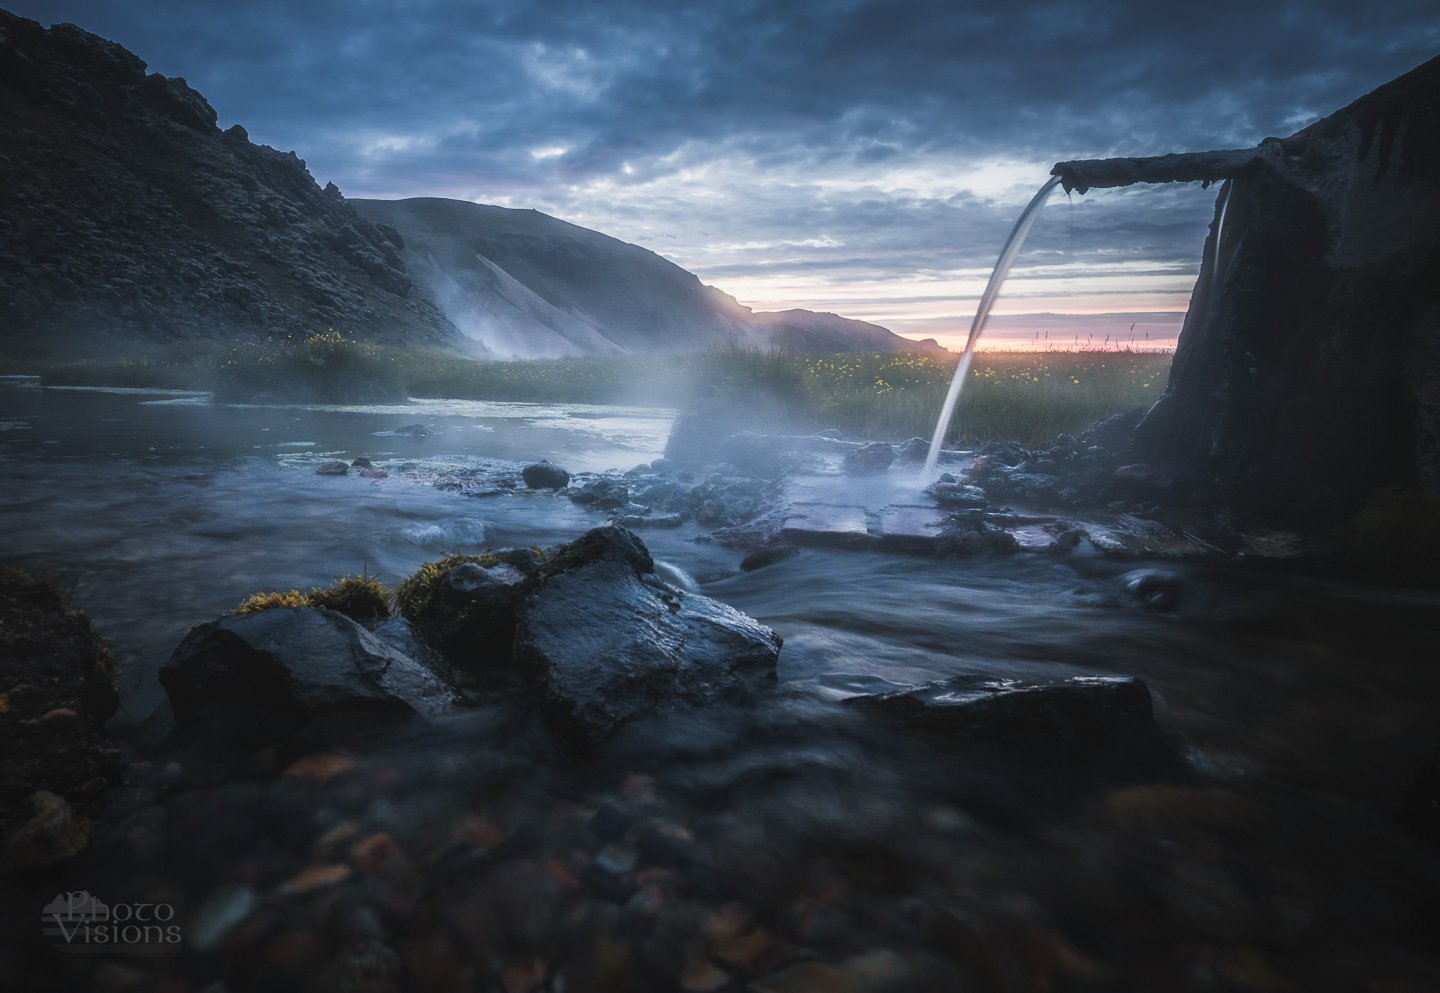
[923, 175, 1063, 478]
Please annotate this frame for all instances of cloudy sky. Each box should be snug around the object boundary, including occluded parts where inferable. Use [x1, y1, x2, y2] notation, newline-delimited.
[13, 1, 1438, 347]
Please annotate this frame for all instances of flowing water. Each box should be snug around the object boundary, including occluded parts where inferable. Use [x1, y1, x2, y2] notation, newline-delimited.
[924, 175, 1063, 476]
[3, 380, 1440, 989]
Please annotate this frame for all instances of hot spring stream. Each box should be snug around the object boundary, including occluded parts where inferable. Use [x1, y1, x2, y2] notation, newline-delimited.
[3, 379, 1439, 990]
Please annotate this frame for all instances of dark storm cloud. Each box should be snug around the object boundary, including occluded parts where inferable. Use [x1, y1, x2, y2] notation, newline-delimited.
[10, 0, 1438, 330]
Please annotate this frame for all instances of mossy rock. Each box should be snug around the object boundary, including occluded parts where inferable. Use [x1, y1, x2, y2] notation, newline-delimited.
[395, 549, 545, 684]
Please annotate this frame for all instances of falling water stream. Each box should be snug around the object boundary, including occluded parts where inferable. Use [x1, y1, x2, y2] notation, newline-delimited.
[923, 174, 1063, 477]
[1211, 178, 1233, 294]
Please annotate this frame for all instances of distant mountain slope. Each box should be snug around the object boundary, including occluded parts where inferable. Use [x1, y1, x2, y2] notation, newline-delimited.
[0, 11, 935, 358]
[354, 198, 940, 356]
[0, 11, 458, 351]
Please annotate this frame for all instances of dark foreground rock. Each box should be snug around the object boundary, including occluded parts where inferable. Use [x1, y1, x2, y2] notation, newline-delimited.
[516, 528, 782, 745]
[391, 527, 783, 744]
[848, 673, 1159, 746]
[160, 607, 455, 722]
[0, 567, 120, 869]
[394, 549, 544, 686]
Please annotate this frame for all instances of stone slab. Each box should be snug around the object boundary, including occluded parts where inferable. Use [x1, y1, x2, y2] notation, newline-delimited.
[780, 504, 873, 549]
[876, 504, 948, 553]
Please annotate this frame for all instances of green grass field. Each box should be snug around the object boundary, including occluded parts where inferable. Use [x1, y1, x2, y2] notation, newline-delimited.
[12, 334, 1172, 446]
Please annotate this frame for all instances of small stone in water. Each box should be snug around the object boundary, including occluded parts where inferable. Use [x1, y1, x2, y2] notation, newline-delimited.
[190, 885, 258, 951]
[279, 862, 352, 894]
[315, 460, 350, 476]
[283, 752, 358, 781]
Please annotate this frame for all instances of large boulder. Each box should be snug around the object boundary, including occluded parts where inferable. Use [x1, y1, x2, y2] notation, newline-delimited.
[159, 608, 455, 722]
[522, 459, 570, 490]
[515, 527, 782, 745]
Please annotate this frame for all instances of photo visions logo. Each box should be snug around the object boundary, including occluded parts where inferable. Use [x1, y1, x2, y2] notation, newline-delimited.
[42, 892, 182, 953]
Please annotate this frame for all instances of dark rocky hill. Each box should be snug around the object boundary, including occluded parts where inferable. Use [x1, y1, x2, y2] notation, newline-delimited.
[0, 10, 937, 358]
[0, 10, 459, 352]
[353, 198, 939, 356]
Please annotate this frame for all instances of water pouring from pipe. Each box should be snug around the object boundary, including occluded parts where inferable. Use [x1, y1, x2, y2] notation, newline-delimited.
[923, 174, 1063, 477]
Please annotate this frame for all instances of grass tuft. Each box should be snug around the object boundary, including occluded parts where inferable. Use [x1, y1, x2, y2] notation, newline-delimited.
[234, 574, 392, 622]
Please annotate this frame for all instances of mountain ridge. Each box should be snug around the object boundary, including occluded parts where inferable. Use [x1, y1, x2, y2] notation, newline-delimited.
[0, 9, 938, 357]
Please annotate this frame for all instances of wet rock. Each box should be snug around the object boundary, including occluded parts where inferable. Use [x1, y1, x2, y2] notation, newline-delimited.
[315, 460, 351, 476]
[690, 474, 781, 528]
[896, 437, 931, 463]
[522, 459, 571, 490]
[515, 526, 782, 745]
[351, 457, 374, 468]
[394, 423, 430, 437]
[925, 479, 989, 510]
[847, 674, 1159, 747]
[1082, 407, 1146, 455]
[740, 545, 801, 571]
[569, 477, 631, 510]
[359, 467, 389, 479]
[976, 440, 1029, 466]
[1124, 569, 1185, 610]
[160, 607, 455, 723]
[616, 512, 686, 528]
[780, 504, 873, 549]
[875, 505, 949, 554]
[843, 442, 895, 475]
[934, 518, 1019, 557]
[395, 551, 540, 683]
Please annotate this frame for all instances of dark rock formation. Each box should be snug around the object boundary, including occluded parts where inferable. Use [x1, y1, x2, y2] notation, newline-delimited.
[842, 442, 895, 475]
[522, 459, 570, 490]
[391, 527, 783, 744]
[0, 11, 460, 352]
[352, 197, 945, 356]
[1061, 55, 1440, 525]
[515, 527, 782, 745]
[394, 550, 543, 685]
[0, 567, 120, 868]
[159, 608, 455, 722]
[847, 674, 1161, 748]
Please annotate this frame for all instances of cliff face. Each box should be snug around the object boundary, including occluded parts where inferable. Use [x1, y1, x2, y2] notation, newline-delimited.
[0, 11, 460, 351]
[352, 198, 940, 356]
[1129, 55, 1440, 523]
